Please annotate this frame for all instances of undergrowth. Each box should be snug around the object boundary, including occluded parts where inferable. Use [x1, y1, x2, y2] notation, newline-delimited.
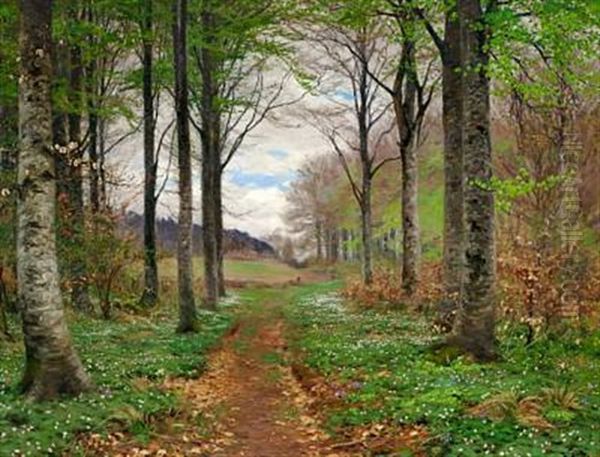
[285, 285, 600, 456]
[0, 305, 236, 456]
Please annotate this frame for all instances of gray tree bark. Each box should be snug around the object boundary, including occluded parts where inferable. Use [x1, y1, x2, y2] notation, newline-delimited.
[358, 58, 373, 285]
[67, 31, 92, 313]
[18, 0, 92, 400]
[85, 6, 100, 214]
[392, 40, 421, 296]
[452, 0, 497, 361]
[215, 168, 226, 297]
[173, 0, 197, 332]
[441, 6, 466, 311]
[200, 7, 220, 309]
[316, 220, 323, 261]
[140, 0, 159, 307]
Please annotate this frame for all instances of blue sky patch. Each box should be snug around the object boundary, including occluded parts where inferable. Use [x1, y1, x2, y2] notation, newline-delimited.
[267, 148, 289, 159]
[228, 169, 295, 190]
[334, 89, 355, 102]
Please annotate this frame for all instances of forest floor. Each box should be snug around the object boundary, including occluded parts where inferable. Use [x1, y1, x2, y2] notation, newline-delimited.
[84, 286, 344, 457]
[2, 275, 599, 456]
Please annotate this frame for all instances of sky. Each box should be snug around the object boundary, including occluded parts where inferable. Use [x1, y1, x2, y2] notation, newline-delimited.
[107, 80, 333, 239]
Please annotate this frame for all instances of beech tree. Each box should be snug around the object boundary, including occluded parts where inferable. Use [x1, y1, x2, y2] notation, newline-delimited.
[303, 10, 396, 285]
[359, 2, 438, 295]
[173, 0, 197, 332]
[447, 0, 497, 361]
[189, 0, 300, 307]
[18, 0, 91, 400]
[139, 0, 159, 307]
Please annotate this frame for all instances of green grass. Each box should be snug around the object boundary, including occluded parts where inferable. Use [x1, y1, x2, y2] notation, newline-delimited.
[158, 257, 311, 285]
[0, 306, 235, 456]
[284, 285, 600, 456]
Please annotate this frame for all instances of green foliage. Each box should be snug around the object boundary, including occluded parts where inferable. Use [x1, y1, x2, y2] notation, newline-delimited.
[285, 287, 600, 456]
[0, 1, 17, 107]
[0, 307, 235, 455]
[489, 0, 600, 104]
[474, 168, 564, 213]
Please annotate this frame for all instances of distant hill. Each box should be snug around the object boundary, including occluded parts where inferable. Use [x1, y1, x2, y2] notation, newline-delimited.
[121, 212, 275, 258]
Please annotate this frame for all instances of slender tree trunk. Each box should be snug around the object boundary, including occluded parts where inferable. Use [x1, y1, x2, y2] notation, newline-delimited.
[316, 220, 323, 261]
[52, 40, 70, 207]
[215, 167, 226, 297]
[360, 191, 373, 285]
[359, 59, 373, 285]
[393, 40, 421, 296]
[98, 117, 107, 208]
[0, 268, 10, 340]
[140, 0, 158, 307]
[401, 141, 420, 295]
[441, 6, 466, 312]
[173, 0, 197, 332]
[68, 34, 92, 313]
[200, 7, 219, 309]
[324, 226, 331, 262]
[453, 0, 496, 361]
[18, 0, 92, 400]
[341, 228, 348, 261]
[86, 9, 100, 214]
[331, 228, 339, 262]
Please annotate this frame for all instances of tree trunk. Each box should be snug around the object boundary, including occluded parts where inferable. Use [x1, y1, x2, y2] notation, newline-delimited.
[200, 7, 220, 309]
[360, 193, 373, 285]
[18, 0, 92, 400]
[140, 0, 158, 307]
[0, 267, 10, 340]
[316, 220, 323, 261]
[52, 40, 70, 207]
[393, 40, 421, 296]
[68, 35, 92, 313]
[173, 0, 197, 332]
[453, 0, 496, 361]
[441, 6, 466, 312]
[215, 167, 226, 297]
[98, 116, 107, 208]
[331, 228, 339, 262]
[86, 9, 100, 214]
[401, 141, 420, 295]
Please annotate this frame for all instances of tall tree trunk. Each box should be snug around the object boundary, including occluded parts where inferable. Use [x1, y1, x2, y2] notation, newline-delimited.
[331, 228, 339, 262]
[316, 220, 323, 261]
[360, 191, 373, 285]
[18, 0, 92, 400]
[401, 140, 420, 295]
[140, 0, 158, 307]
[173, 0, 197, 332]
[68, 33, 92, 313]
[215, 167, 226, 297]
[359, 58, 373, 285]
[52, 40, 70, 206]
[200, 7, 219, 309]
[453, 0, 496, 361]
[394, 41, 421, 296]
[441, 6, 466, 312]
[86, 8, 100, 214]
[341, 228, 349, 261]
[98, 116, 107, 208]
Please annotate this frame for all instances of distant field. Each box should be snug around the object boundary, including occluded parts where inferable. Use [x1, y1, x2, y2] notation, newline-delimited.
[158, 257, 329, 287]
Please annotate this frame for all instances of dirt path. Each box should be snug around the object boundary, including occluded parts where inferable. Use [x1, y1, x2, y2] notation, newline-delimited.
[84, 290, 342, 457]
[205, 301, 328, 457]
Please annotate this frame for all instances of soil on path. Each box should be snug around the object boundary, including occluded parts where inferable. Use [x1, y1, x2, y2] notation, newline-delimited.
[83, 288, 345, 457]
